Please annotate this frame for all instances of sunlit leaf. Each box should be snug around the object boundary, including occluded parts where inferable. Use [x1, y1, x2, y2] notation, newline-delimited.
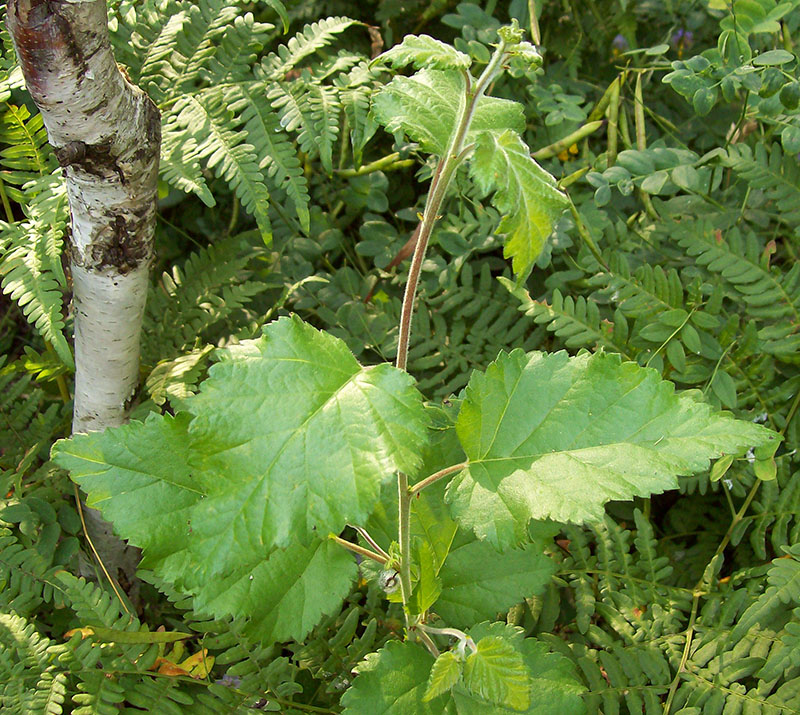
[448, 350, 778, 549]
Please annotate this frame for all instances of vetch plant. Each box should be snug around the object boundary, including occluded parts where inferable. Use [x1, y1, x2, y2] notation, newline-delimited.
[51, 24, 779, 713]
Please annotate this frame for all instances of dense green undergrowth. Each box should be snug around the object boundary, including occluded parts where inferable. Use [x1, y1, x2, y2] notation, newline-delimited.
[1, 0, 800, 712]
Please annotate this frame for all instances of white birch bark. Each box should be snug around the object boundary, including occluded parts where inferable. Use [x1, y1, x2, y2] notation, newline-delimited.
[8, 0, 160, 575]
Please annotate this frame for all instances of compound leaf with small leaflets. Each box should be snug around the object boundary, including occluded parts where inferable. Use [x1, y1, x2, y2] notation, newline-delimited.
[52, 316, 429, 645]
[447, 349, 778, 550]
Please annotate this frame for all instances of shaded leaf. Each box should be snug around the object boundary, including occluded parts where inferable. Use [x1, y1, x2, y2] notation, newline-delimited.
[435, 531, 555, 628]
[341, 640, 456, 714]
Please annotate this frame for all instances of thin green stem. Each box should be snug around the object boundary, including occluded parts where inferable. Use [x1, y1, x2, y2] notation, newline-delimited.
[336, 152, 416, 178]
[397, 472, 413, 608]
[394, 44, 510, 635]
[226, 197, 239, 236]
[662, 593, 700, 715]
[0, 175, 14, 223]
[409, 462, 468, 496]
[352, 525, 390, 561]
[329, 534, 388, 565]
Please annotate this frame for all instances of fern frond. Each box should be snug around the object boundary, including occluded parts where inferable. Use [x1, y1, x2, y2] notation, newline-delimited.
[0, 174, 72, 367]
[0, 528, 62, 616]
[268, 78, 341, 174]
[723, 143, 800, 231]
[601, 253, 684, 318]
[502, 280, 632, 358]
[572, 641, 670, 714]
[259, 16, 359, 81]
[225, 82, 310, 231]
[160, 115, 214, 207]
[142, 235, 265, 363]
[743, 470, 800, 560]
[0, 103, 55, 204]
[729, 544, 800, 643]
[0, 613, 67, 715]
[676, 221, 800, 324]
[340, 81, 379, 167]
[759, 607, 800, 681]
[200, 12, 273, 86]
[168, 91, 272, 241]
[140, 0, 240, 101]
[409, 262, 544, 397]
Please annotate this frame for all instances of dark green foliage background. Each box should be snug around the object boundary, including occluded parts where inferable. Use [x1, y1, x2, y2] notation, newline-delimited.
[1, 0, 800, 712]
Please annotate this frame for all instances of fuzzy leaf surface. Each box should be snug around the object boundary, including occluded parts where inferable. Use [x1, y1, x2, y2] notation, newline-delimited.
[375, 35, 471, 70]
[448, 350, 778, 549]
[371, 69, 525, 155]
[52, 317, 428, 642]
[469, 130, 567, 278]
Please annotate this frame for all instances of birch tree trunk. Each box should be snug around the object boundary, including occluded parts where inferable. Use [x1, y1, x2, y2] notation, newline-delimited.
[7, 0, 160, 578]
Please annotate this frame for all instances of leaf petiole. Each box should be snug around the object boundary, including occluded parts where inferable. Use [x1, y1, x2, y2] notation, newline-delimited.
[409, 462, 468, 496]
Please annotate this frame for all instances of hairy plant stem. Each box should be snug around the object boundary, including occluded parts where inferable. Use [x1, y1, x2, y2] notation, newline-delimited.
[409, 462, 468, 496]
[394, 43, 509, 640]
[336, 151, 416, 177]
[329, 534, 388, 565]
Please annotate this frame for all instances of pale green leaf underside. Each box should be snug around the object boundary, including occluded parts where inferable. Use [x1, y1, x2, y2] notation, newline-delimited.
[448, 350, 778, 549]
[371, 69, 525, 156]
[375, 34, 471, 70]
[52, 317, 428, 643]
[470, 130, 567, 278]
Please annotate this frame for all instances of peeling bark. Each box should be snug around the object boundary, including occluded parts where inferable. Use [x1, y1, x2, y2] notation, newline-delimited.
[8, 0, 160, 576]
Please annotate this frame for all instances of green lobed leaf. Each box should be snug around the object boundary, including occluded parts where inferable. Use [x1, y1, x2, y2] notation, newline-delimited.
[52, 316, 429, 643]
[463, 635, 531, 711]
[447, 350, 778, 549]
[469, 130, 567, 278]
[342, 624, 585, 714]
[454, 623, 586, 714]
[374, 34, 471, 70]
[435, 529, 556, 629]
[341, 640, 456, 714]
[190, 538, 357, 644]
[364, 479, 555, 627]
[371, 69, 525, 155]
[410, 540, 443, 616]
[424, 651, 463, 702]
